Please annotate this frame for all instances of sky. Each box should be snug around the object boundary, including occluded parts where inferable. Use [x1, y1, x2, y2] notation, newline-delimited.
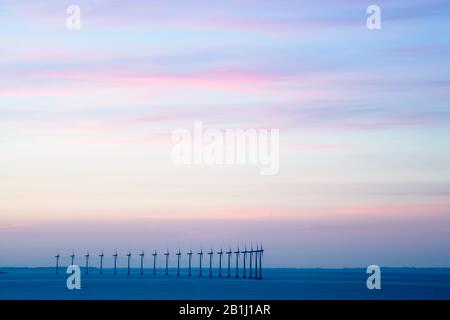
[1, 0, 450, 268]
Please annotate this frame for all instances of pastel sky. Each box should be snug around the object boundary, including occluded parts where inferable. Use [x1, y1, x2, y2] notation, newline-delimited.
[1, 0, 450, 267]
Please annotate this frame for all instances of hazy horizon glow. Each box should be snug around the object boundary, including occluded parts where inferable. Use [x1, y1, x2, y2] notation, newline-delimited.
[1, 0, 450, 267]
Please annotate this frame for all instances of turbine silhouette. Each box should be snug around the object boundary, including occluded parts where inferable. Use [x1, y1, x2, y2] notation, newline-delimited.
[54, 252, 60, 274]
[99, 251, 104, 274]
[126, 251, 132, 275]
[234, 246, 240, 278]
[198, 249, 204, 277]
[217, 248, 224, 277]
[152, 250, 157, 275]
[242, 246, 248, 279]
[139, 250, 145, 275]
[176, 249, 182, 276]
[187, 249, 193, 276]
[208, 248, 214, 277]
[259, 244, 264, 280]
[164, 249, 170, 276]
[113, 250, 118, 275]
[249, 244, 253, 279]
[254, 244, 259, 280]
[226, 247, 232, 278]
[84, 251, 90, 275]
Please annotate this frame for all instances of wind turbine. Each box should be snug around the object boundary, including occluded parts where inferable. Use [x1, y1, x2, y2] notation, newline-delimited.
[208, 249, 214, 277]
[113, 250, 118, 275]
[70, 252, 75, 266]
[164, 249, 170, 276]
[176, 249, 181, 276]
[226, 247, 232, 278]
[198, 249, 204, 276]
[84, 251, 90, 275]
[139, 250, 145, 275]
[187, 249, 193, 276]
[242, 246, 248, 279]
[259, 244, 264, 280]
[55, 252, 60, 274]
[249, 244, 253, 279]
[152, 250, 157, 275]
[217, 248, 224, 277]
[234, 246, 240, 278]
[126, 251, 132, 275]
[255, 244, 260, 280]
[99, 251, 104, 274]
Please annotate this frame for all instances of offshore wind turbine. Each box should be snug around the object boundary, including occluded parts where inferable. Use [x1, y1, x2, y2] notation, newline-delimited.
[113, 250, 118, 275]
[126, 251, 132, 275]
[249, 244, 253, 279]
[198, 249, 204, 277]
[217, 248, 224, 277]
[139, 250, 144, 275]
[55, 252, 60, 274]
[84, 251, 90, 275]
[255, 244, 259, 280]
[242, 246, 248, 279]
[226, 247, 232, 278]
[70, 252, 75, 266]
[176, 249, 181, 276]
[234, 246, 240, 278]
[152, 250, 157, 275]
[164, 249, 170, 276]
[208, 249, 213, 277]
[187, 249, 193, 276]
[99, 251, 104, 274]
[259, 244, 264, 280]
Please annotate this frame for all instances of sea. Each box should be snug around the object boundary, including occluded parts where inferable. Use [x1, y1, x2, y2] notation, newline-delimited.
[1, 267, 450, 300]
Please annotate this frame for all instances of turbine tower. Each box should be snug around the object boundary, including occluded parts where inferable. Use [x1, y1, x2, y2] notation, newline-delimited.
[113, 250, 118, 275]
[208, 248, 214, 277]
[84, 251, 90, 275]
[187, 249, 193, 276]
[152, 250, 157, 275]
[126, 251, 132, 275]
[164, 249, 170, 276]
[176, 249, 181, 276]
[226, 247, 232, 278]
[249, 244, 253, 279]
[198, 249, 204, 277]
[255, 244, 259, 280]
[99, 251, 104, 274]
[55, 252, 60, 274]
[259, 244, 264, 280]
[70, 252, 75, 266]
[139, 250, 145, 275]
[242, 246, 248, 279]
[234, 246, 240, 278]
[217, 248, 224, 277]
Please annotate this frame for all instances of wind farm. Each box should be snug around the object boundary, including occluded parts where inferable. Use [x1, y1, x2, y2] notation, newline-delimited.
[50, 245, 265, 280]
[2, 244, 447, 300]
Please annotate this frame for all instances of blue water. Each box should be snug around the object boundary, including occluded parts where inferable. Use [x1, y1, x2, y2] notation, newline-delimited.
[1, 268, 450, 299]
